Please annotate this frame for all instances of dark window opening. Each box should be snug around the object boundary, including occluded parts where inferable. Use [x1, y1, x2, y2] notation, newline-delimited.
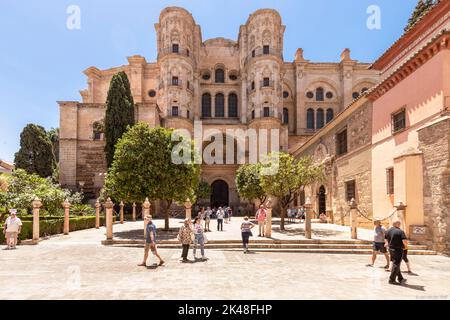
[251, 81, 255, 90]
[316, 88, 324, 101]
[172, 44, 179, 53]
[187, 110, 190, 119]
[326, 92, 333, 99]
[386, 168, 394, 195]
[252, 50, 255, 58]
[251, 110, 255, 120]
[307, 108, 315, 129]
[336, 129, 348, 156]
[283, 91, 289, 99]
[172, 76, 179, 86]
[171, 106, 179, 117]
[148, 90, 156, 98]
[215, 93, 225, 117]
[263, 107, 270, 117]
[202, 93, 212, 118]
[263, 45, 270, 55]
[352, 92, 360, 100]
[215, 68, 225, 83]
[263, 77, 270, 87]
[283, 108, 289, 124]
[228, 93, 238, 118]
[392, 109, 406, 133]
[316, 108, 324, 129]
[326, 108, 334, 123]
[306, 91, 314, 99]
[345, 180, 356, 202]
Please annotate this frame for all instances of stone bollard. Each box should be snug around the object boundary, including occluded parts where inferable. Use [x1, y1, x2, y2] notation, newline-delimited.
[265, 198, 273, 238]
[32, 197, 42, 244]
[349, 198, 358, 239]
[104, 198, 114, 240]
[120, 201, 124, 224]
[63, 199, 71, 235]
[95, 199, 100, 229]
[132, 203, 136, 222]
[395, 201, 407, 233]
[142, 198, 151, 237]
[304, 197, 312, 239]
[184, 199, 192, 220]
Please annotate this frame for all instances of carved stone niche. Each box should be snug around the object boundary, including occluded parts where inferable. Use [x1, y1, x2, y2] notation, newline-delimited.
[313, 143, 329, 163]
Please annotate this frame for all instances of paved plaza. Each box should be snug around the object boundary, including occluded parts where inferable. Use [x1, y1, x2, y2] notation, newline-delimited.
[1, 219, 450, 300]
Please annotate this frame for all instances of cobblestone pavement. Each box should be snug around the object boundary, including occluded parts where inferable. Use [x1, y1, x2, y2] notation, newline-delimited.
[1, 221, 450, 300]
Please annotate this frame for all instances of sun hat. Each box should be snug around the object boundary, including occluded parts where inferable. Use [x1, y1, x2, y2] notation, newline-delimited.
[9, 209, 17, 215]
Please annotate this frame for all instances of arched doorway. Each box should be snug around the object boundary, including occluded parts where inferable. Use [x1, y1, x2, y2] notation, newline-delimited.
[211, 180, 229, 208]
[318, 185, 326, 217]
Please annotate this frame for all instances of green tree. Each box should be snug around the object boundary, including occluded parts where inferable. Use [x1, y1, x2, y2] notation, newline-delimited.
[259, 153, 324, 230]
[104, 123, 200, 230]
[404, 0, 434, 32]
[193, 181, 211, 204]
[236, 163, 267, 204]
[14, 124, 55, 178]
[47, 128, 60, 163]
[104, 71, 135, 167]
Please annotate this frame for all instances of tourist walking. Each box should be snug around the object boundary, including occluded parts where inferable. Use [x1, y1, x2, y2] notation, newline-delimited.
[204, 207, 212, 232]
[3, 209, 22, 250]
[227, 207, 232, 222]
[216, 207, 225, 231]
[138, 215, 165, 267]
[385, 220, 408, 285]
[255, 205, 267, 237]
[193, 217, 208, 261]
[224, 206, 229, 224]
[241, 216, 255, 253]
[366, 220, 390, 269]
[177, 218, 194, 262]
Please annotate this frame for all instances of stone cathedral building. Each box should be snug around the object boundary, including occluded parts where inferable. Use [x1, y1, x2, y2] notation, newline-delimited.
[58, 7, 379, 211]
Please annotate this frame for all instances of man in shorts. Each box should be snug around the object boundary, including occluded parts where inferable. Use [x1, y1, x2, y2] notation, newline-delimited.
[366, 220, 389, 269]
[3, 209, 22, 250]
[138, 215, 165, 267]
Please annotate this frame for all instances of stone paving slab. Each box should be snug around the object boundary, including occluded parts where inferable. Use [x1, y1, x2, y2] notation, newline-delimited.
[0, 221, 449, 300]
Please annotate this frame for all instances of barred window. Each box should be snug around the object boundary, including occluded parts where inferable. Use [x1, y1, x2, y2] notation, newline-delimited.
[172, 44, 179, 53]
[201, 93, 212, 118]
[171, 106, 179, 117]
[228, 93, 238, 118]
[215, 69, 225, 83]
[307, 108, 315, 129]
[316, 87, 324, 101]
[386, 168, 394, 195]
[215, 93, 225, 117]
[316, 108, 324, 129]
[392, 109, 406, 133]
[263, 45, 270, 55]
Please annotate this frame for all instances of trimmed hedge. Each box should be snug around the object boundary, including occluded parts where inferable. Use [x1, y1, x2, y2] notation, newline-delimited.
[0, 215, 109, 244]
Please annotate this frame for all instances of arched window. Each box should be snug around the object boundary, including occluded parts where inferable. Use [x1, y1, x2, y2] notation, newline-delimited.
[316, 108, 325, 129]
[202, 93, 211, 118]
[228, 93, 238, 118]
[251, 110, 255, 120]
[326, 108, 334, 123]
[307, 108, 315, 129]
[215, 93, 225, 117]
[215, 68, 225, 83]
[283, 108, 289, 124]
[316, 87, 324, 101]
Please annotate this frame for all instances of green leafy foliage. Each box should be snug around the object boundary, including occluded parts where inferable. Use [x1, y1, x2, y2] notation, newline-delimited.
[193, 181, 211, 203]
[259, 153, 324, 230]
[236, 163, 267, 204]
[0, 169, 82, 217]
[104, 72, 135, 167]
[104, 123, 201, 230]
[14, 124, 55, 178]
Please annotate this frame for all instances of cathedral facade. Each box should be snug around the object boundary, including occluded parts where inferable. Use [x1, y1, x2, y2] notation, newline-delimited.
[58, 7, 379, 212]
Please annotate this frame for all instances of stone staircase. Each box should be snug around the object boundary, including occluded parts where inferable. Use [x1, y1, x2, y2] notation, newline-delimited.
[102, 239, 437, 255]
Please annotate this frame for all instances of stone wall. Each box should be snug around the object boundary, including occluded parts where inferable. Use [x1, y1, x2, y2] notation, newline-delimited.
[418, 118, 450, 253]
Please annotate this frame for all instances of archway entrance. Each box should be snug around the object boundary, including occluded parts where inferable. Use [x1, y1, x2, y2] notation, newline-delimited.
[318, 185, 326, 217]
[211, 180, 229, 208]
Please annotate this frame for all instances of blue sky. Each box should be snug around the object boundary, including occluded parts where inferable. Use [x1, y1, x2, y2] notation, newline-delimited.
[0, 0, 417, 162]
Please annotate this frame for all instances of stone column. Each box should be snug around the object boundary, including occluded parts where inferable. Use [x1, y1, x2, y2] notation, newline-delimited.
[395, 201, 407, 234]
[304, 197, 312, 239]
[349, 198, 358, 239]
[95, 199, 100, 229]
[63, 199, 71, 235]
[142, 198, 151, 237]
[104, 198, 114, 241]
[265, 198, 273, 238]
[185, 199, 192, 220]
[32, 197, 42, 244]
[132, 203, 136, 222]
[120, 201, 124, 224]
[240, 73, 248, 124]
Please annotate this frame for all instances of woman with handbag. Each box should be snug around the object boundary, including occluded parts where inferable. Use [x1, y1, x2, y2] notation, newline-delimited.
[241, 216, 255, 254]
[193, 217, 208, 261]
[178, 218, 194, 263]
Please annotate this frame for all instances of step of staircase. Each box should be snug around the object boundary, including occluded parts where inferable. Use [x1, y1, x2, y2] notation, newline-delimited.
[102, 239, 435, 255]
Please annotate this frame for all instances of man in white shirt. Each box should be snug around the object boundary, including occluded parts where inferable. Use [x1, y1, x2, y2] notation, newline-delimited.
[3, 209, 22, 250]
